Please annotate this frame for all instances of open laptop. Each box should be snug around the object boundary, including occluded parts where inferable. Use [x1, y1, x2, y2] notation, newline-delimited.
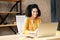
[26, 22, 58, 38]
[37, 23, 58, 37]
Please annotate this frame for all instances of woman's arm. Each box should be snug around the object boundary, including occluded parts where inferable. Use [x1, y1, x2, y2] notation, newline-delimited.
[22, 18, 30, 34]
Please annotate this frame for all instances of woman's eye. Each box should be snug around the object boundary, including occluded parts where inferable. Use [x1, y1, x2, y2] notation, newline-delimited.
[33, 11, 35, 13]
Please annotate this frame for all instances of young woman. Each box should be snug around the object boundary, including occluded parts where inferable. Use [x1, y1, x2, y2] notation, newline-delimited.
[22, 4, 41, 35]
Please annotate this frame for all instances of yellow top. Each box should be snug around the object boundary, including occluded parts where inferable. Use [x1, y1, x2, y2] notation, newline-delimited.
[22, 17, 41, 34]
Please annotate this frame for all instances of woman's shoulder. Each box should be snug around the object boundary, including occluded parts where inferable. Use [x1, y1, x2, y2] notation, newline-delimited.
[37, 17, 41, 23]
[37, 17, 41, 20]
[24, 17, 30, 21]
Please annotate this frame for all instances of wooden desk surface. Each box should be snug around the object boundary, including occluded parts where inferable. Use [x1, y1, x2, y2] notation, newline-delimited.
[0, 34, 60, 40]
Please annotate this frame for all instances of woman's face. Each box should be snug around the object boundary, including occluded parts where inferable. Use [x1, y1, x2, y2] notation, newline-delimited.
[31, 8, 38, 18]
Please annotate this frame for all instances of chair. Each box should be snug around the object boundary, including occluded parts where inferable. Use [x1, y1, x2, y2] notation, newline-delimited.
[16, 15, 26, 34]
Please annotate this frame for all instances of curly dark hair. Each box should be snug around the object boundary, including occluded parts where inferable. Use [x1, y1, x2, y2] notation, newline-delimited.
[25, 4, 41, 17]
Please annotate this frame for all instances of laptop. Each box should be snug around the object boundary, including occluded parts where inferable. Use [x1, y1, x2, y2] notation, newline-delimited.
[16, 15, 26, 34]
[26, 22, 58, 38]
[37, 23, 58, 37]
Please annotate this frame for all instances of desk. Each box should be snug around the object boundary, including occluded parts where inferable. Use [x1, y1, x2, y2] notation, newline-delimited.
[0, 34, 60, 40]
